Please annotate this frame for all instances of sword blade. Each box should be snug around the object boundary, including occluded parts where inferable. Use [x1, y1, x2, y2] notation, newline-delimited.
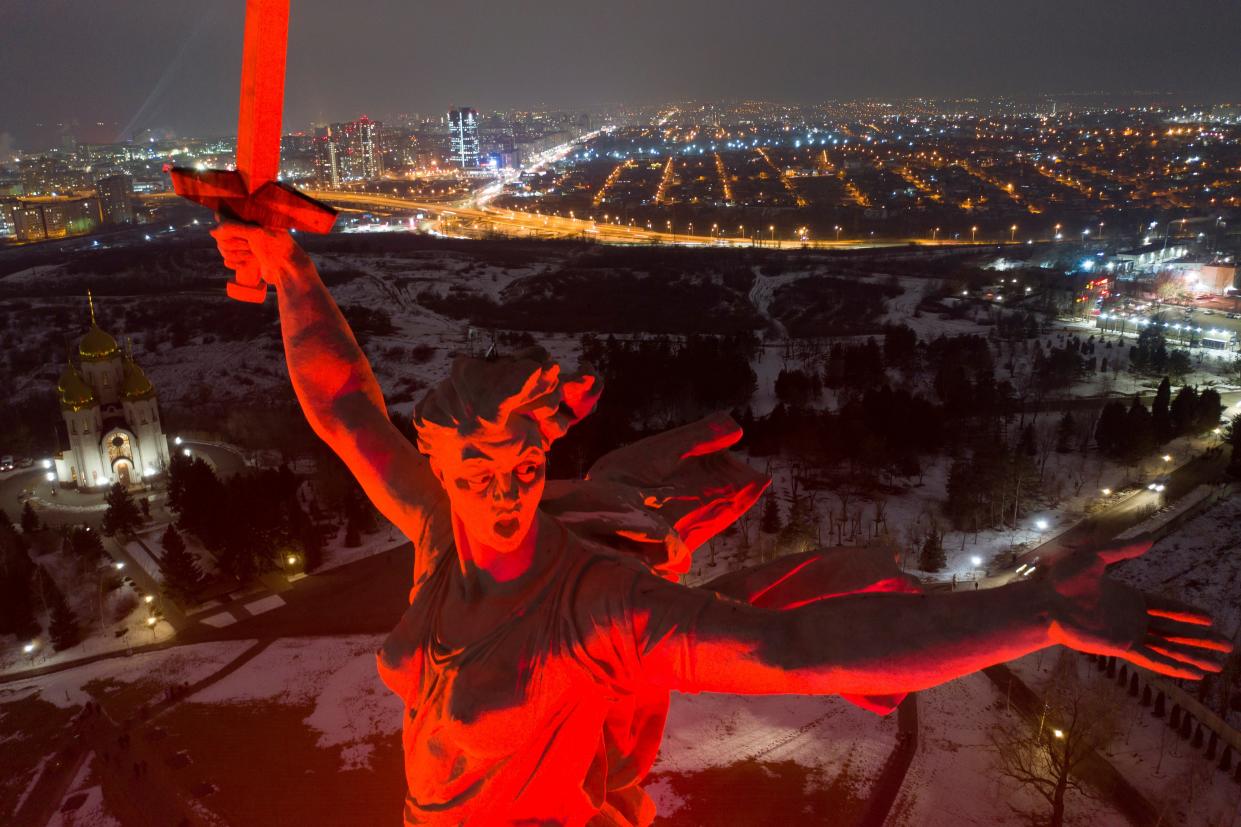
[236, 0, 290, 192]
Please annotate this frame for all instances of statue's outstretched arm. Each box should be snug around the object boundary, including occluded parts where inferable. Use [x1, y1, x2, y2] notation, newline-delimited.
[211, 223, 445, 559]
[585, 540, 1229, 697]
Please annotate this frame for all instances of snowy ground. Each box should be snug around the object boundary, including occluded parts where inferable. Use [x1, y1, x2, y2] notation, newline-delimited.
[889, 671, 1129, 826]
[1009, 651, 1241, 827]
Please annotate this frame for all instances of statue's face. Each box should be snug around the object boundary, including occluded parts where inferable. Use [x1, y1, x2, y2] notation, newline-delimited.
[439, 435, 546, 554]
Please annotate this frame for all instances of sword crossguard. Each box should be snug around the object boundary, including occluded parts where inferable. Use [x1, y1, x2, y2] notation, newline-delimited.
[167, 166, 337, 303]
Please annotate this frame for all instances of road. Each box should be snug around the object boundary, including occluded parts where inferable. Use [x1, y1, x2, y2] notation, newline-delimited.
[301, 189, 987, 250]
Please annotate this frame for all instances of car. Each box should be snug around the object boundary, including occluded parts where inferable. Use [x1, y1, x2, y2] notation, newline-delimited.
[17, 457, 32, 468]
[1202, 309, 1215, 316]
[1228, 313, 1239, 320]
[0, 455, 14, 472]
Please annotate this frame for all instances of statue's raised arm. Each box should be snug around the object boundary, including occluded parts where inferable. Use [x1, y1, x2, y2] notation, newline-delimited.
[211, 222, 447, 578]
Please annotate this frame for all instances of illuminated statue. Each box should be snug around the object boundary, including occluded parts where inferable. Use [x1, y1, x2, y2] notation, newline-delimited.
[213, 224, 1229, 827]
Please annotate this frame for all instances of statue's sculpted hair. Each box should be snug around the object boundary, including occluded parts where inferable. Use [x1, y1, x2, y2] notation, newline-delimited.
[413, 347, 602, 460]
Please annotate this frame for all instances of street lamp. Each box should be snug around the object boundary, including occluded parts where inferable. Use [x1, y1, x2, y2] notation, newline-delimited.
[1162, 454, 1172, 463]
[1010, 224, 1018, 242]
[769, 225, 775, 242]
[971, 226, 979, 242]
[1052, 728, 1064, 739]
[1101, 488, 1112, 496]
[835, 225, 843, 241]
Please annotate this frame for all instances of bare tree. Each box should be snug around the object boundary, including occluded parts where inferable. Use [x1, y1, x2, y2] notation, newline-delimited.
[991, 653, 1121, 827]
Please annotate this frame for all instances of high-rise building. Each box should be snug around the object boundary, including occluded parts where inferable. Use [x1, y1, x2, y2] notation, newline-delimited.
[314, 126, 341, 188]
[449, 108, 480, 169]
[96, 174, 135, 225]
[314, 117, 384, 184]
[353, 117, 383, 180]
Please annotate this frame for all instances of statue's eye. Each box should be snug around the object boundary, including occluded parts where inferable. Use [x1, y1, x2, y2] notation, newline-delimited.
[515, 463, 539, 482]
[468, 474, 493, 491]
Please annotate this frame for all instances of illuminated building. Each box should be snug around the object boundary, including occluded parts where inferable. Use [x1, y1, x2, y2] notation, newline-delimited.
[96, 174, 135, 225]
[53, 294, 170, 490]
[314, 117, 384, 184]
[314, 125, 341, 187]
[449, 108, 481, 168]
[12, 197, 99, 242]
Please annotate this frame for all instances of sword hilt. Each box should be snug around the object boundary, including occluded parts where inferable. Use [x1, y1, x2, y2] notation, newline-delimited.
[167, 166, 337, 304]
[217, 203, 271, 304]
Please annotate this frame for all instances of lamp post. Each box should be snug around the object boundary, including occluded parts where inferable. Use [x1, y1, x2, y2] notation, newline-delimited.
[835, 225, 843, 241]
[1010, 224, 1018, 242]
[971, 225, 979, 243]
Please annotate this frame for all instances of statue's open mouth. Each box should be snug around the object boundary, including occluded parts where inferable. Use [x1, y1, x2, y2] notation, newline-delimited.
[494, 516, 521, 538]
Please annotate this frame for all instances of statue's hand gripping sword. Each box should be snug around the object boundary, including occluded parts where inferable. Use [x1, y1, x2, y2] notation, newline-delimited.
[167, 0, 337, 303]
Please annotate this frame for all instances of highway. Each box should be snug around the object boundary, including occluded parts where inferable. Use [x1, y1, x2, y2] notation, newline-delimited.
[302, 188, 991, 250]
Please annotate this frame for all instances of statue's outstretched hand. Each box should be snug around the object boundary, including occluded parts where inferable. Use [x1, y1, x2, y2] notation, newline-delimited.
[209, 219, 304, 286]
[1044, 538, 1231, 679]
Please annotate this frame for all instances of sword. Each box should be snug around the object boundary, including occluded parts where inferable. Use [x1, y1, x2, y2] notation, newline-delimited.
[167, 0, 337, 303]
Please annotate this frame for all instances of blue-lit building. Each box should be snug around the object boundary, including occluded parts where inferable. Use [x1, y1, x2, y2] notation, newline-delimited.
[449, 108, 480, 169]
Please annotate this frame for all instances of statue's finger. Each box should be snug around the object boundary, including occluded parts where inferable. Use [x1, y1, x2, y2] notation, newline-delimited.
[1128, 644, 1205, 680]
[1147, 619, 1232, 651]
[1145, 594, 1213, 626]
[1097, 538, 1153, 565]
[1145, 639, 1225, 673]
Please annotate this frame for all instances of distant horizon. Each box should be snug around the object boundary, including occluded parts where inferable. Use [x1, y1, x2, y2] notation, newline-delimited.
[6, 91, 1240, 154]
[3, 0, 1239, 151]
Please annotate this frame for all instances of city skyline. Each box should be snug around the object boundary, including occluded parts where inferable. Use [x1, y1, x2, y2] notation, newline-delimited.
[3, 0, 1241, 149]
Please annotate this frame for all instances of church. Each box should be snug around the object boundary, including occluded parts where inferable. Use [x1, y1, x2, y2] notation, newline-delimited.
[52, 294, 170, 490]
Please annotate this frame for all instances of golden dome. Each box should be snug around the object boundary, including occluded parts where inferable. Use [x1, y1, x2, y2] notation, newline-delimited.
[79, 324, 120, 361]
[58, 364, 97, 412]
[78, 290, 120, 362]
[121, 358, 155, 400]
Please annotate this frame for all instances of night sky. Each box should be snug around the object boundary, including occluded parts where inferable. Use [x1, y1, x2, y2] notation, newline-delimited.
[2, 0, 1240, 148]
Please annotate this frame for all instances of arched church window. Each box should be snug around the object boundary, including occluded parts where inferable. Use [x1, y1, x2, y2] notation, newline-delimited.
[107, 433, 132, 463]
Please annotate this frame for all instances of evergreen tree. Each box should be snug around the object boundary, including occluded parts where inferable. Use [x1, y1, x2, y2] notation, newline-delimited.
[918, 527, 946, 573]
[1196, 388, 1223, 434]
[776, 496, 815, 555]
[42, 568, 80, 651]
[158, 525, 204, 605]
[1055, 412, 1075, 454]
[1170, 385, 1199, 437]
[759, 494, 782, 534]
[1167, 350, 1192, 381]
[1094, 402, 1127, 455]
[20, 501, 40, 534]
[102, 482, 142, 536]
[1123, 398, 1155, 462]
[1152, 377, 1172, 442]
[68, 526, 105, 562]
[0, 509, 38, 637]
